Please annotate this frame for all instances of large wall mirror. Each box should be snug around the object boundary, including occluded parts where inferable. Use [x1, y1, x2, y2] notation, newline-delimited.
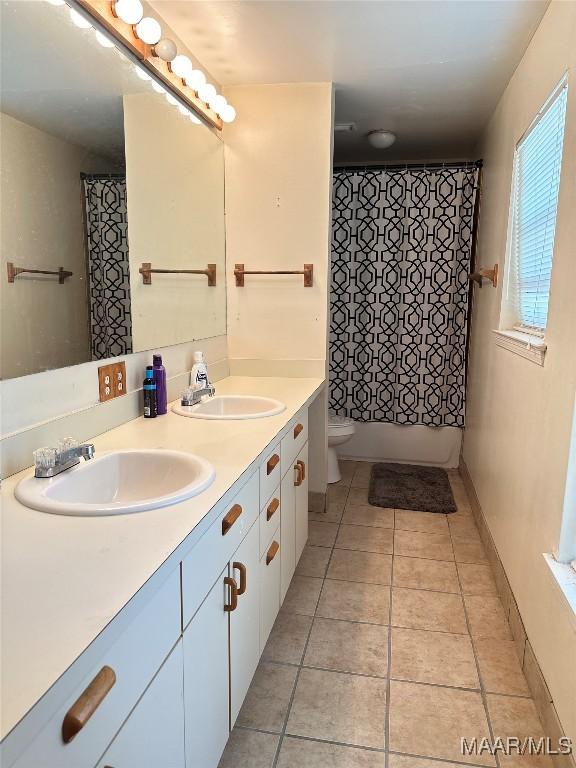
[0, 0, 226, 380]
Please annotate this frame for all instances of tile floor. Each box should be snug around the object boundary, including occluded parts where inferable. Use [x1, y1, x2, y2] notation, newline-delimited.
[219, 463, 551, 768]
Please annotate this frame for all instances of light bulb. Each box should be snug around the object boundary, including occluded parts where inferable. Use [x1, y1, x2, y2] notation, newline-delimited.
[189, 113, 201, 124]
[95, 31, 115, 48]
[185, 69, 206, 91]
[113, 0, 143, 25]
[197, 83, 216, 104]
[220, 104, 236, 123]
[134, 65, 151, 81]
[134, 17, 161, 45]
[154, 38, 177, 62]
[210, 94, 227, 114]
[151, 80, 165, 94]
[171, 54, 192, 79]
[69, 8, 92, 28]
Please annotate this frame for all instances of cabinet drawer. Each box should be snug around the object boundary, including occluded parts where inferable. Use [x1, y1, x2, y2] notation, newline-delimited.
[181, 472, 259, 628]
[281, 410, 308, 475]
[259, 488, 280, 557]
[260, 534, 281, 652]
[11, 569, 180, 768]
[259, 442, 281, 505]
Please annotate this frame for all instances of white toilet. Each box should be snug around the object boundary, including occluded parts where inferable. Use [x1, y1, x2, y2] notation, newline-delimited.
[327, 414, 356, 483]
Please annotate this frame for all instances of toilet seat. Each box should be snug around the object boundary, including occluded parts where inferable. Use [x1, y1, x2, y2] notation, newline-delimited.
[328, 414, 355, 437]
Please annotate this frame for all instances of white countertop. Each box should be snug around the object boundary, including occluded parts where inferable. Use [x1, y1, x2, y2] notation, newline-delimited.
[0, 376, 324, 741]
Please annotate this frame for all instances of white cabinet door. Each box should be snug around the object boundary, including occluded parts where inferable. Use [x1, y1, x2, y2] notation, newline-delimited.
[295, 443, 309, 565]
[97, 642, 185, 768]
[280, 465, 296, 602]
[229, 520, 261, 727]
[183, 568, 230, 768]
[260, 534, 281, 652]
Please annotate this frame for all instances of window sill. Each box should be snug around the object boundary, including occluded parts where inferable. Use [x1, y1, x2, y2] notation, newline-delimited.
[492, 329, 547, 366]
[543, 553, 576, 628]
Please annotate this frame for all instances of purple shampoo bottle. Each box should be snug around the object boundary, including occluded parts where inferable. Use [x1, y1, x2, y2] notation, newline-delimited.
[153, 354, 167, 415]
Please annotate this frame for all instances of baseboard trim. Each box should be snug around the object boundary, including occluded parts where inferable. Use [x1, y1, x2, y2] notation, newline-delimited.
[459, 458, 575, 768]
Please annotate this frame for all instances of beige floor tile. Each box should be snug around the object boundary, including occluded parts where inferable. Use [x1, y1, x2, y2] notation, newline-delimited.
[390, 756, 471, 768]
[317, 579, 391, 624]
[457, 563, 498, 595]
[391, 627, 478, 688]
[487, 694, 552, 768]
[393, 556, 460, 593]
[449, 517, 480, 541]
[391, 588, 467, 634]
[287, 667, 387, 749]
[283, 575, 323, 616]
[278, 736, 385, 767]
[327, 549, 392, 585]
[327, 485, 350, 511]
[309, 504, 345, 524]
[236, 661, 297, 732]
[336, 524, 394, 554]
[394, 530, 454, 561]
[474, 639, 531, 696]
[308, 520, 339, 548]
[218, 729, 279, 768]
[262, 611, 313, 664]
[304, 617, 389, 677]
[464, 595, 512, 640]
[453, 538, 488, 564]
[348, 487, 371, 506]
[389, 680, 495, 765]
[296, 545, 332, 578]
[342, 505, 395, 528]
[395, 510, 449, 535]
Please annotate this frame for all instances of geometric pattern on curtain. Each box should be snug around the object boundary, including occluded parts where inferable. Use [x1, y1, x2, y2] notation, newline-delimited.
[330, 166, 479, 428]
[81, 175, 133, 360]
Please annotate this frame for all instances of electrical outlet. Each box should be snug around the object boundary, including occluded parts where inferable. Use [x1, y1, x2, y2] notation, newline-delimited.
[98, 361, 127, 402]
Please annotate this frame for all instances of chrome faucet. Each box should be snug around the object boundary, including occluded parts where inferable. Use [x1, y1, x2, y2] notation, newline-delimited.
[181, 383, 216, 407]
[33, 438, 95, 478]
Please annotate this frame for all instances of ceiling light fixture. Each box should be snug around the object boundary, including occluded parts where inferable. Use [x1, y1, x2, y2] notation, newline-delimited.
[367, 130, 396, 149]
[112, 0, 143, 26]
[220, 104, 236, 124]
[185, 69, 206, 91]
[153, 38, 177, 62]
[170, 54, 193, 79]
[134, 17, 161, 45]
[197, 83, 217, 105]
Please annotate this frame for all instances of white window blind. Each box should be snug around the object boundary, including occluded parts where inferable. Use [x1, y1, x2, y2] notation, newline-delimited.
[510, 80, 568, 332]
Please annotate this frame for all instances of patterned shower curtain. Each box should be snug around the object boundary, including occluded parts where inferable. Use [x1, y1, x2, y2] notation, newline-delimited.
[329, 165, 479, 427]
[82, 174, 133, 360]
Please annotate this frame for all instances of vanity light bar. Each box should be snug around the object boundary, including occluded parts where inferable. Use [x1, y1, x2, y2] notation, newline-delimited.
[59, 0, 235, 130]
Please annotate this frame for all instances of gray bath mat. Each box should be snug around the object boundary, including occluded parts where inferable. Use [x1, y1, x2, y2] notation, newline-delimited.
[369, 463, 456, 513]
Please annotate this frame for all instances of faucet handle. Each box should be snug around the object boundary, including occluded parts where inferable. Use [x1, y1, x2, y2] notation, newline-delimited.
[33, 447, 57, 471]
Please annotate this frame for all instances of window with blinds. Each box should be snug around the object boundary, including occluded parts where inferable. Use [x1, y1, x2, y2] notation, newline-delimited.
[508, 79, 568, 333]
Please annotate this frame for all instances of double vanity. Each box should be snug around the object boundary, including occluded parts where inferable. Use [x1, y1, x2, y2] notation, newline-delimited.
[1, 376, 324, 768]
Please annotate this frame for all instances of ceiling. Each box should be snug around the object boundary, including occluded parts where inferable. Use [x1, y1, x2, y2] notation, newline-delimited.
[152, 0, 549, 163]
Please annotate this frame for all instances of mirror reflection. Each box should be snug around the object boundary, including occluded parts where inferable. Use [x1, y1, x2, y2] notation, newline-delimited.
[0, 0, 226, 380]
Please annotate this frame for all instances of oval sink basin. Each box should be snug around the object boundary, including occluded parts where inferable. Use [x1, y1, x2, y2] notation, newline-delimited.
[173, 395, 286, 420]
[15, 450, 215, 516]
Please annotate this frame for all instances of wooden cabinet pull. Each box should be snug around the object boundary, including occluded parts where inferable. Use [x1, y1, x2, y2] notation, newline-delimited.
[293, 422, 304, 439]
[62, 666, 116, 744]
[296, 459, 306, 480]
[266, 541, 280, 565]
[294, 462, 303, 487]
[267, 497, 280, 521]
[222, 504, 242, 535]
[224, 576, 238, 612]
[233, 561, 247, 595]
[266, 454, 280, 475]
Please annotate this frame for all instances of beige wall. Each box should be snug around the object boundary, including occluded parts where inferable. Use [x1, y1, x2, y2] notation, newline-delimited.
[124, 94, 226, 352]
[0, 113, 108, 378]
[464, 0, 576, 740]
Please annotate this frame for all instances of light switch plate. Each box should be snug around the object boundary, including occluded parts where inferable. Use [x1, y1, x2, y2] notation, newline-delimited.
[98, 361, 127, 402]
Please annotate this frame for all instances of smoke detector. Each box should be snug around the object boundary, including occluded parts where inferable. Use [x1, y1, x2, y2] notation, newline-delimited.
[367, 130, 396, 149]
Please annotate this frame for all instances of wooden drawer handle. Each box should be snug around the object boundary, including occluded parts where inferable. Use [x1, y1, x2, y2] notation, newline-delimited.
[233, 561, 247, 595]
[296, 459, 306, 480]
[222, 504, 242, 535]
[224, 576, 238, 612]
[266, 540, 280, 565]
[266, 453, 280, 475]
[294, 462, 303, 487]
[62, 666, 116, 744]
[293, 422, 304, 439]
[267, 497, 280, 521]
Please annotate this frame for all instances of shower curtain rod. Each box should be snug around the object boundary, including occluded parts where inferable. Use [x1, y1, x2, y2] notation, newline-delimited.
[334, 159, 483, 172]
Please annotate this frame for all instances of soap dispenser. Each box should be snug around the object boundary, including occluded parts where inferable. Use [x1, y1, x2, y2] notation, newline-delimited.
[190, 351, 209, 391]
